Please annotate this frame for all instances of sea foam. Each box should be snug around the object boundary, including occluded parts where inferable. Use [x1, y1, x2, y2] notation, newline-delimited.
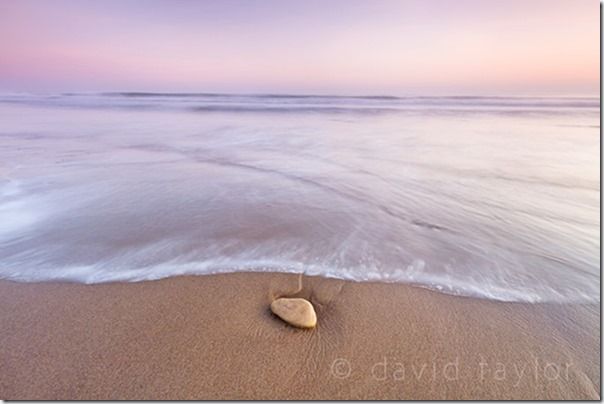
[0, 93, 599, 303]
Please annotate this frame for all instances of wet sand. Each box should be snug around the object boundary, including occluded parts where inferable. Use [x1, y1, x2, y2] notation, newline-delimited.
[0, 273, 599, 400]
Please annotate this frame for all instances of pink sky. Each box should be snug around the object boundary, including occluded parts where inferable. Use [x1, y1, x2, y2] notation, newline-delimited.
[0, 0, 599, 95]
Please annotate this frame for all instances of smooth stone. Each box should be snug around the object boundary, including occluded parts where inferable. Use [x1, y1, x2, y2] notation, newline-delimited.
[270, 297, 317, 328]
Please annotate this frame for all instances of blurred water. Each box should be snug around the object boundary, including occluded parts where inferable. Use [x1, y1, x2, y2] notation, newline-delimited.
[0, 93, 599, 302]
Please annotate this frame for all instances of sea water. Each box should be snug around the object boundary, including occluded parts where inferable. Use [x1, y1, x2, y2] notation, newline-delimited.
[0, 93, 599, 302]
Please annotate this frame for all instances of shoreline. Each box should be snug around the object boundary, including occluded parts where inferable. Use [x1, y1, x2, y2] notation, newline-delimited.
[0, 272, 599, 399]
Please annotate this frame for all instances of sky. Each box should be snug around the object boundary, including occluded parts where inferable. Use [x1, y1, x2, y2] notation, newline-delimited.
[0, 0, 599, 96]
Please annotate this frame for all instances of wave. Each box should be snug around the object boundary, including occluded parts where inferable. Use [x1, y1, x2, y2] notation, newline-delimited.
[0, 254, 598, 303]
[0, 92, 599, 113]
[0, 92, 599, 304]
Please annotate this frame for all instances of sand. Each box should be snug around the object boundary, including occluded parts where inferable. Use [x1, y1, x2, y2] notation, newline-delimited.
[0, 272, 599, 400]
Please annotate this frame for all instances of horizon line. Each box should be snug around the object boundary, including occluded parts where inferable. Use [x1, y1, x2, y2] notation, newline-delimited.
[0, 91, 600, 99]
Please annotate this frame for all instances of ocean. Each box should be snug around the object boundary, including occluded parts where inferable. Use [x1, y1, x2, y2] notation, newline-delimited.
[0, 93, 599, 302]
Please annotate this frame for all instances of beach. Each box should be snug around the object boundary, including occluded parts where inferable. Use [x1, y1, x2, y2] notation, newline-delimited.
[0, 273, 599, 400]
[1, 0, 599, 400]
